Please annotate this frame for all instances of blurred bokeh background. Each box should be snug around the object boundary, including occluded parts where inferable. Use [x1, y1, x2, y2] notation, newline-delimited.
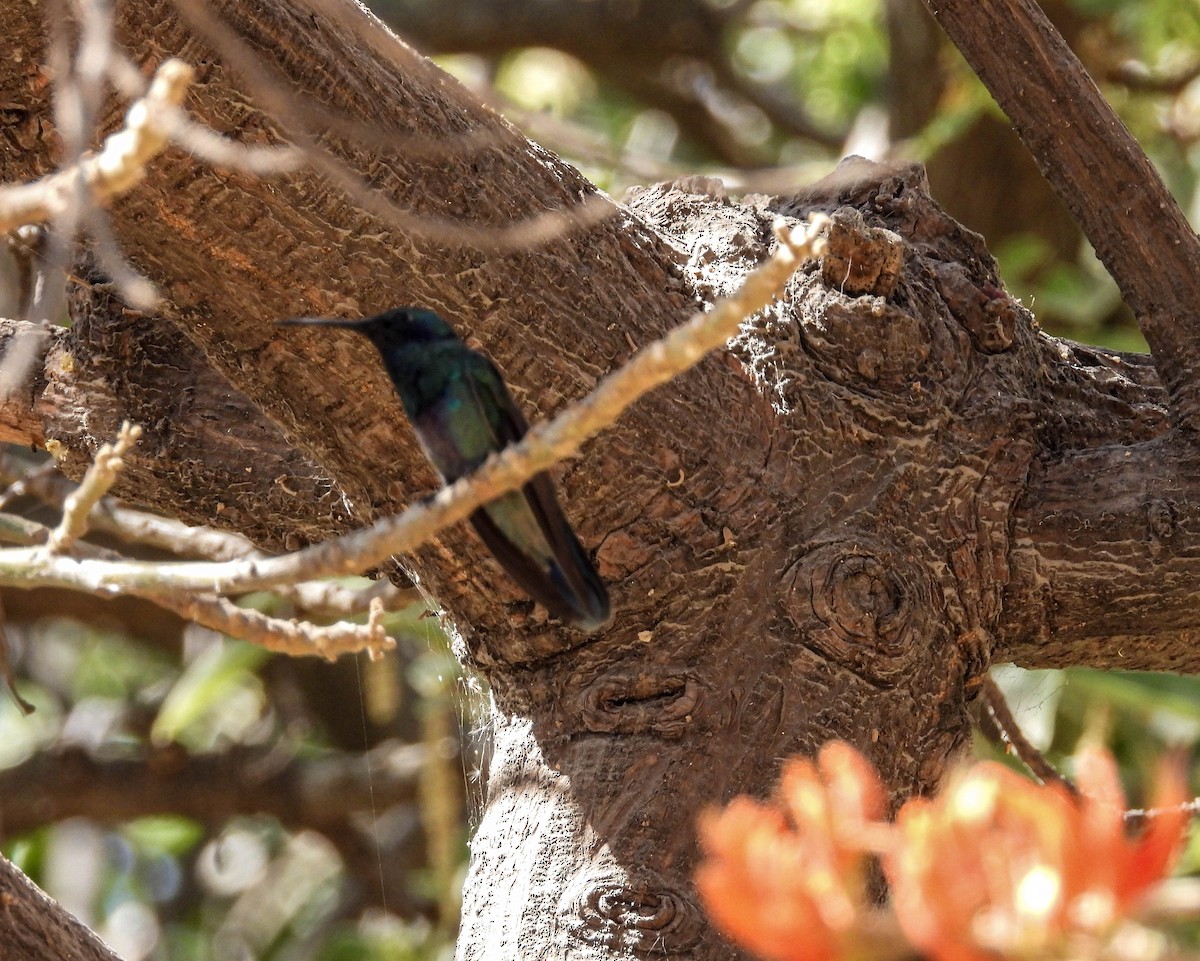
[4, 1, 1200, 958]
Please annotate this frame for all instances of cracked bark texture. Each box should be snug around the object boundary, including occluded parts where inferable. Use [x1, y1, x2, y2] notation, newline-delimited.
[1, 1, 1198, 959]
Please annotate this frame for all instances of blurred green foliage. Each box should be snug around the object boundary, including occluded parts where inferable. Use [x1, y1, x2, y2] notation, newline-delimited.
[438, 0, 1200, 351]
[150, 640, 271, 749]
[3, 594, 468, 960]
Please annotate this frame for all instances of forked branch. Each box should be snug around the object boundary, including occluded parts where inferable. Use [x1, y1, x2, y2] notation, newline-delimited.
[922, 0, 1200, 429]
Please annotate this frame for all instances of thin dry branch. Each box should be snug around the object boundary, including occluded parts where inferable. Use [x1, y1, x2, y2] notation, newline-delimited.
[0, 447, 419, 629]
[977, 677, 1076, 795]
[45, 420, 141, 553]
[168, 0, 619, 253]
[149, 592, 392, 660]
[0, 450, 261, 560]
[0, 512, 60, 548]
[0, 491, 393, 658]
[160, 109, 305, 174]
[275, 577, 421, 617]
[0, 217, 828, 600]
[0, 59, 194, 234]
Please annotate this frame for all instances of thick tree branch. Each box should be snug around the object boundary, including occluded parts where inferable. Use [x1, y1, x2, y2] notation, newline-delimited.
[2, 1, 1199, 958]
[0, 741, 425, 837]
[922, 0, 1200, 429]
[1003, 437, 1200, 672]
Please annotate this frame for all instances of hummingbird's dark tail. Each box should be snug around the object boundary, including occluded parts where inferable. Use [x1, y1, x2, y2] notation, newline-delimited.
[543, 515, 611, 632]
[469, 473, 611, 632]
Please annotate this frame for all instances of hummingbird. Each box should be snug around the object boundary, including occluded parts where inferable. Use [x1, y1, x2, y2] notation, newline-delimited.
[280, 307, 611, 632]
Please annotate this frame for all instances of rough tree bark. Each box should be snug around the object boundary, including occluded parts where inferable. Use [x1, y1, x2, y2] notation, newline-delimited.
[1, 1, 1198, 960]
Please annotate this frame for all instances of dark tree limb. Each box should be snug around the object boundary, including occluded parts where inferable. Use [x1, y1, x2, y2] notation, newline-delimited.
[1005, 437, 1200, 671]
[922, 0, 1200, 429]
[0, 741, 424, 836]
[0, 741, 439, 916]
[887, 0, 1091, 316]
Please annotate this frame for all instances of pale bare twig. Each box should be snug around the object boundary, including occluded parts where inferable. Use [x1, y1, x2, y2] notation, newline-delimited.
[0, 451, 262, 560]
[0, 512, 55, 548]
[83, 204, 160, 309]
[171, 0, 514, 162]
[0, 458, 61, 510]
[1122, 795, 1200, 829]
[0, 500, 392, 657]
[0, 59, 196, 234]
[76, 498, 260, 561]
[0, 217, 829, 598]
[0, 450, 419, 618]
[0, 511, 125, 559]
[274, 577, 423, 618]
[148, 592, 392, 660]
[45, 421, 142, 553]
[159, 109, 305, 175]
[104, 43, 149, 98]
[1107, 59, 1200, 95]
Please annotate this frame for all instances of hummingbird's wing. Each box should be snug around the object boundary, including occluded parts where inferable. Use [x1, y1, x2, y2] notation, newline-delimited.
[459, 356, 610, 631]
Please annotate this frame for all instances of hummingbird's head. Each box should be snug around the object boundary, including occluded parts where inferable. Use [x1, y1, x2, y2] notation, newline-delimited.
[279, 307, 461, 349]
[280, 308, 465, 411]
[365, 307, 459, 344]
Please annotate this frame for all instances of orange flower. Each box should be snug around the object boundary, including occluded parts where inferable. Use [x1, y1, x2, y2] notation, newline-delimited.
[885, 747, 1189, 961]
[696, 742, 887, 961]
[1070, 744, 1188, 913]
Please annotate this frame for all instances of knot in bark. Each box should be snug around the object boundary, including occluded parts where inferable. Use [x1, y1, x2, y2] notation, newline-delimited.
[820, 206, 905, 298]
[568, 875, 704, 955]
[572, 669, 701, 739]
[785, 542, 935, 687]
[933, 260, 1019, 353]
[815, 553, 910, 646]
